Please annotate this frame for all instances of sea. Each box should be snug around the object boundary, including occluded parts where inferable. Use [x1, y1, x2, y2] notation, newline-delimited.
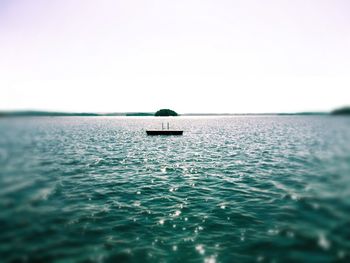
[0, 116, 349, 263]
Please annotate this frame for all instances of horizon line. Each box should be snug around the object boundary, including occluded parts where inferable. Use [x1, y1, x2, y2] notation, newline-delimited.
[0, 109, 332, 117]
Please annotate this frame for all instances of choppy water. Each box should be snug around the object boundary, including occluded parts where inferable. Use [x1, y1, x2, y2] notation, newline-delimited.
[1, 116, 350, 262]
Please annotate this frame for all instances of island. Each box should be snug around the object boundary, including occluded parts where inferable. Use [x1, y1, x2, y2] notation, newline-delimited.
[154, 109, 178, 117]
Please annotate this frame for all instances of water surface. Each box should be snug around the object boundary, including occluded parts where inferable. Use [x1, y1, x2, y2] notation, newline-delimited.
[0, 116, 350, 262]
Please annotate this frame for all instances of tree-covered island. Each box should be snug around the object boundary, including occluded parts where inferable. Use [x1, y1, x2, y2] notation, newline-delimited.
[154, 109, 178, 116]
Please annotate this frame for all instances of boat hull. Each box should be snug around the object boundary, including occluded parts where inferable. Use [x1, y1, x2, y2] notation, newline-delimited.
[146, 130, 183, 136]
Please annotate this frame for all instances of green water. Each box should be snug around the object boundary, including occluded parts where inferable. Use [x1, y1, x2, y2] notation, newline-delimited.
[0, 116, 350, 262]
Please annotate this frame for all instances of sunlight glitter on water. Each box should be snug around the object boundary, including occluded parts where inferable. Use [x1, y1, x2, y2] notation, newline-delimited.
[0, 116, 350, 262]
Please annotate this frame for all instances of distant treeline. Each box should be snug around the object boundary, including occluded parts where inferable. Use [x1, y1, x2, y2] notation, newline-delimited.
[0, 111, 154, 117]
[125, 112, 154, 116]
[182, 112, 328, 116]
[331, 107, 350, 115]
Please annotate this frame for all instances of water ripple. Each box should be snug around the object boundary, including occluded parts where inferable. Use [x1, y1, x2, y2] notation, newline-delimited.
[0, 116, 350, 262]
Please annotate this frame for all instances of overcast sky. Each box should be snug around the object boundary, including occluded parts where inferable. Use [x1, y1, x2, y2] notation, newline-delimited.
[1, 0, 349, 113]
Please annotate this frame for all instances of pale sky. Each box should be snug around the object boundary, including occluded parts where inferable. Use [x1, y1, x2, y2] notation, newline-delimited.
[1, 0, 349, 113]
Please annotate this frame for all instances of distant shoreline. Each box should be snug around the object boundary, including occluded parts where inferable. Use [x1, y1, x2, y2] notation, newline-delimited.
[0, 110, 330, 117]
